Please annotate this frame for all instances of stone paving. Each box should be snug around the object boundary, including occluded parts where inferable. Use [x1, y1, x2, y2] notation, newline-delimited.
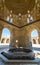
[0, 46, 40, 65]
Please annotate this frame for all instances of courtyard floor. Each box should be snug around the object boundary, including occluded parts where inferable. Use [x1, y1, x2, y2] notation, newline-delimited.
[0, 44, 40, 65]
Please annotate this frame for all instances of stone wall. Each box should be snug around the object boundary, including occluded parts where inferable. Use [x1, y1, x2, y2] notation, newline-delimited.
[9, 20, 40, 47]
[0, 15, 40, 48]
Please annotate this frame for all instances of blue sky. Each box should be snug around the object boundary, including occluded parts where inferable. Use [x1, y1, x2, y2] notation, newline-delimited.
[31, 29, 38, 37]
[2, 28, 10, 36]
[2, 28, 38, 37]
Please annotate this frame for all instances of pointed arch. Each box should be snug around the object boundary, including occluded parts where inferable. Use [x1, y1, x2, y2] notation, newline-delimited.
[1, 28, 10, 45]
[31, 29, 39, 44]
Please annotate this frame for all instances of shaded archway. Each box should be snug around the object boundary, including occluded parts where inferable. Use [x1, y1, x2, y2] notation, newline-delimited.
[33, 39, 36, 44]
[1, 28, 10, 45]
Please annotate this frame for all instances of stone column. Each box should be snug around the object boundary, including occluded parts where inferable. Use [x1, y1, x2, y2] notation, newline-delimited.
[10, 30, 14, 47]
[38, 31, 40, 44]
[0, 27, 3, 42]
[10, 28, 20, 47]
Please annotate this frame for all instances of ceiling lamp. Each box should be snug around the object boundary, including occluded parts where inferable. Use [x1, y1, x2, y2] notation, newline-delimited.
[27, 10, 30, 14]
[18, 13, 22, 16]
[16, 40, 18, 43]
[18, 13, 22, 21]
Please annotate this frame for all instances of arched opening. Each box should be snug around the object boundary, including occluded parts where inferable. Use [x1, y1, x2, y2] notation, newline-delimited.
[31, 29, 39, 46]
[1, 28, 10, 45]
[33, 39, 36, 44]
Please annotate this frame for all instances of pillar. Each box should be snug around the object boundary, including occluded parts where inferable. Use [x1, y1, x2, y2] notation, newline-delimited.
[38, 31, 40, 44]
[0, 27, 3, 42]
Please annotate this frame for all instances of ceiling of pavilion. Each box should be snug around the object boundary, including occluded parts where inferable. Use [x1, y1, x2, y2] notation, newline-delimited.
[5, 0, 35, 15]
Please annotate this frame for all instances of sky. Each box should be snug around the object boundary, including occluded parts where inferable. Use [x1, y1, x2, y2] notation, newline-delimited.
[2, 28, 10, 37]
[2, 28, 38, 37]
[31, 29, 38, 37]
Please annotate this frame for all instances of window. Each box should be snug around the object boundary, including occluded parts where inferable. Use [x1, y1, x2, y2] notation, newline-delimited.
[6, 14, 13, 23]
[6, 16, 10, 22]
[27, 14, 33, 23]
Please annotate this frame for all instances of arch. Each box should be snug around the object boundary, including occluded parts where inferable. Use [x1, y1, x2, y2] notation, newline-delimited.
[33, 39, 36, 44]
[31, 29, 39, 44]
[1, 28, 10, 45]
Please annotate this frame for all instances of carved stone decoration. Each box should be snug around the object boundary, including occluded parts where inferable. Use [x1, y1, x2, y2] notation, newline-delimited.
[5, 0, 35, 14]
